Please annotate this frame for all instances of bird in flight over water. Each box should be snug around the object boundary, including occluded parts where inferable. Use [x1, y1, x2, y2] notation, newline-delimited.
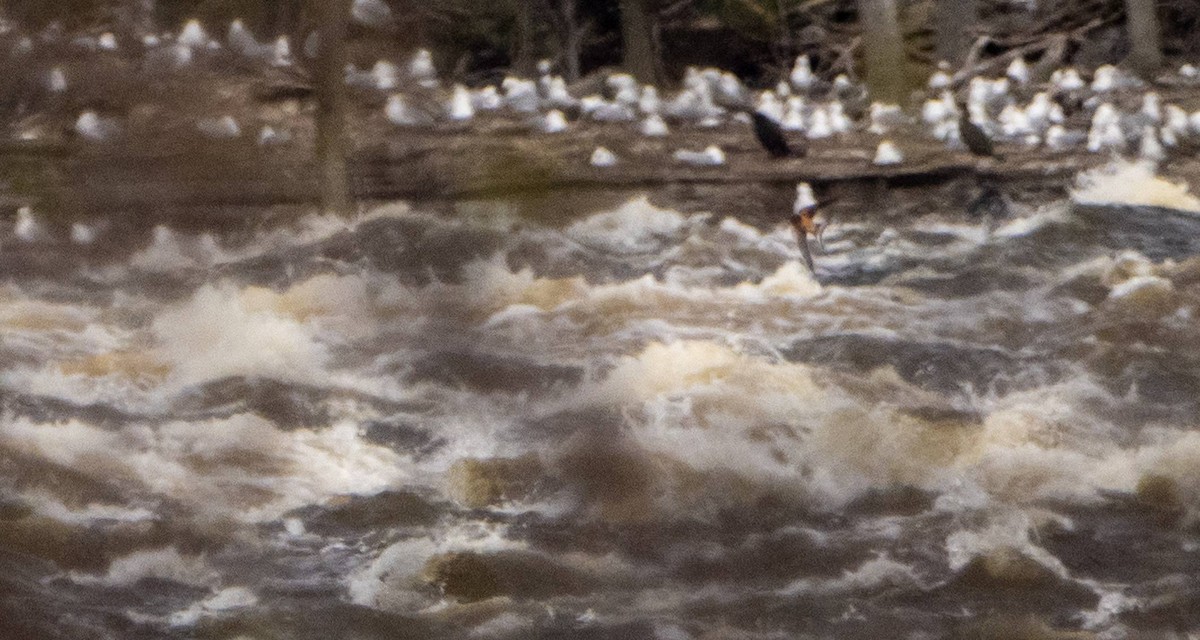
[790, 183, 828, 273]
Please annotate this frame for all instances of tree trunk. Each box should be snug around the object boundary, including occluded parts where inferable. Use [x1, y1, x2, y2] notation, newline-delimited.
[934, 0, 976, 66]
[1125, 0, 1163, 76]
[511, 0, 537, 77]
[314, 0, 353, 215]
[560, 0, 582, 82]
[858, 0, 907, 103]
[620, 0, 660, 84]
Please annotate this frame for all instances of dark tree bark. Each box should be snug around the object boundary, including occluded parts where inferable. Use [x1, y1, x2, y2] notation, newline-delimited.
[858, 0, 908, 103]
[934, 0, 977, 66]
[314, 0, 353, 215]
[1125, 0, 1163, 76]
[511, 0, 537, 77]
[620, 0, 660, 84]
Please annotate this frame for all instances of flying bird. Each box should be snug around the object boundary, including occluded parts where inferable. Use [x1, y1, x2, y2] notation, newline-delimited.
[790, 183, 829, 273]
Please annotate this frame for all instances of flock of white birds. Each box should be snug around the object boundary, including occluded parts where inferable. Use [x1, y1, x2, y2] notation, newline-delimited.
[7, 9, 1200, 169]
[6, 6, 1200, 245]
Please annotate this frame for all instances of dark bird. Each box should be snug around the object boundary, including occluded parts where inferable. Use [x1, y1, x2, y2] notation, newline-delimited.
[956, 103, 1002, 160]
[750, 111, 806, 159]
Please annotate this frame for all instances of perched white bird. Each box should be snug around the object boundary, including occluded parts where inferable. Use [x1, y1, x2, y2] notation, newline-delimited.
[258, 125, 282, 146]
[472, 86, 503, 111]
[828, 101, 851, 133]
[608, 73, 640, 106]
[15, 207, 42, 242]
[928, 64, 953, 90]
[541, 109, 569, 133]
[444, 85, 474, 121]
[75, 111, 118, 141]
[386, 95, 424, 126]
[873, 140, 904, 166]
[868, 102, 903, 135]
[1140, 92, 1162, 123]
[1006, 57, 1030, 85]
[1087, 103, 1124, 152]
[664, 87, 721, 122]
[70, 223, 97, 244]
[790, 55, 814, 91]
[590, 147, 617, 168]
[638, 86, 660, 115]
[756, 91, 785, 123]
[197, 115, 241, 138]
[640, 113, 669, 137]
[543, 77, 578, 110]
[352, 0, 395, 29]
[1024, 92, 1059, 129]
[999, 104, 1033, 137]
[1044, 125, 1070, 150]
[1164, 105, 1190, 138]
[782, 97, 805, 132]
[271, 36, 292, 66]
[807, 105, 833, 139]
[1051, 67, 1085, 92]
[47, 67, 67, 93]
[178, 19, 210, 49]
[673, 145, 725, 166]
[371, 60, 399, 90]
[97, 32, 118, 51]
[502, 77, 540, 113]
[715, 72, 747, 105]
[922, 91, 956, 126]
[1181, 64, 1199, 79]
[1139, 126, 1165, 163]
[228, 20, 260, 57]
[1091, 65, 1119, 92]
[587, 100, 636, 122]
[408, 49, 437, 85]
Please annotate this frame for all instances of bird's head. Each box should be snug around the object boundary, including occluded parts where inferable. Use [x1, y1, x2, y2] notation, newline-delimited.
[790, 205, 828, 251]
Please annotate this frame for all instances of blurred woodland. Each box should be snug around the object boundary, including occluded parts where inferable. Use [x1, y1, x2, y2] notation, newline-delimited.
[2, 0, 1193, 91]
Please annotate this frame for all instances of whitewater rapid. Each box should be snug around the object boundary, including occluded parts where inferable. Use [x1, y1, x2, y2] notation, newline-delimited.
[3, 171, 1200, 638]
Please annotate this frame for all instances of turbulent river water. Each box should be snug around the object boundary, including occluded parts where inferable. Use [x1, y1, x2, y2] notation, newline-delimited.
[3, 165, 1200, 639]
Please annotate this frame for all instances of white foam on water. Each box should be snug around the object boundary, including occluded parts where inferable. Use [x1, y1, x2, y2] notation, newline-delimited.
[347, 521, 525, 610]
[565, 196, 705, 255]
[779, 554, 921, 595]
[70, 547, 217, 587]
[945, 513, 1073, 578]
[1, 414, 409, 522]
[1072, 160, 1200, 212]
[168, 586, 258, 627]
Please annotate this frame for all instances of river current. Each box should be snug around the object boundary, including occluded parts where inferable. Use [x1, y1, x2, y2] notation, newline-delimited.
[2, 161, 1200, 639]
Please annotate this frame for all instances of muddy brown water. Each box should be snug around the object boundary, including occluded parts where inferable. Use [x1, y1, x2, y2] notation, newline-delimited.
[2, 181, 1200, 640]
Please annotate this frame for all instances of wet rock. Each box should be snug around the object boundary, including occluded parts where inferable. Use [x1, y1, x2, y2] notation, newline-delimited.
[0, 497, 32, 521]
[421, 552, 503, 602]
[421, 550, 598, 604]
[957, 547, 1062, 589]
[361, 418, 445, 460]
[296, 491, 440, 535]
[1135, 474, 1184, 520]
[448, 455, 545, 509]
[956, 615, 1095, 640]
[409, 351, 582, 394]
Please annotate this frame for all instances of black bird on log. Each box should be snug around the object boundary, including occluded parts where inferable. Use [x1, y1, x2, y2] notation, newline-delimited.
[956, 103, 1002, 160]
[748, 111, 807, 159]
